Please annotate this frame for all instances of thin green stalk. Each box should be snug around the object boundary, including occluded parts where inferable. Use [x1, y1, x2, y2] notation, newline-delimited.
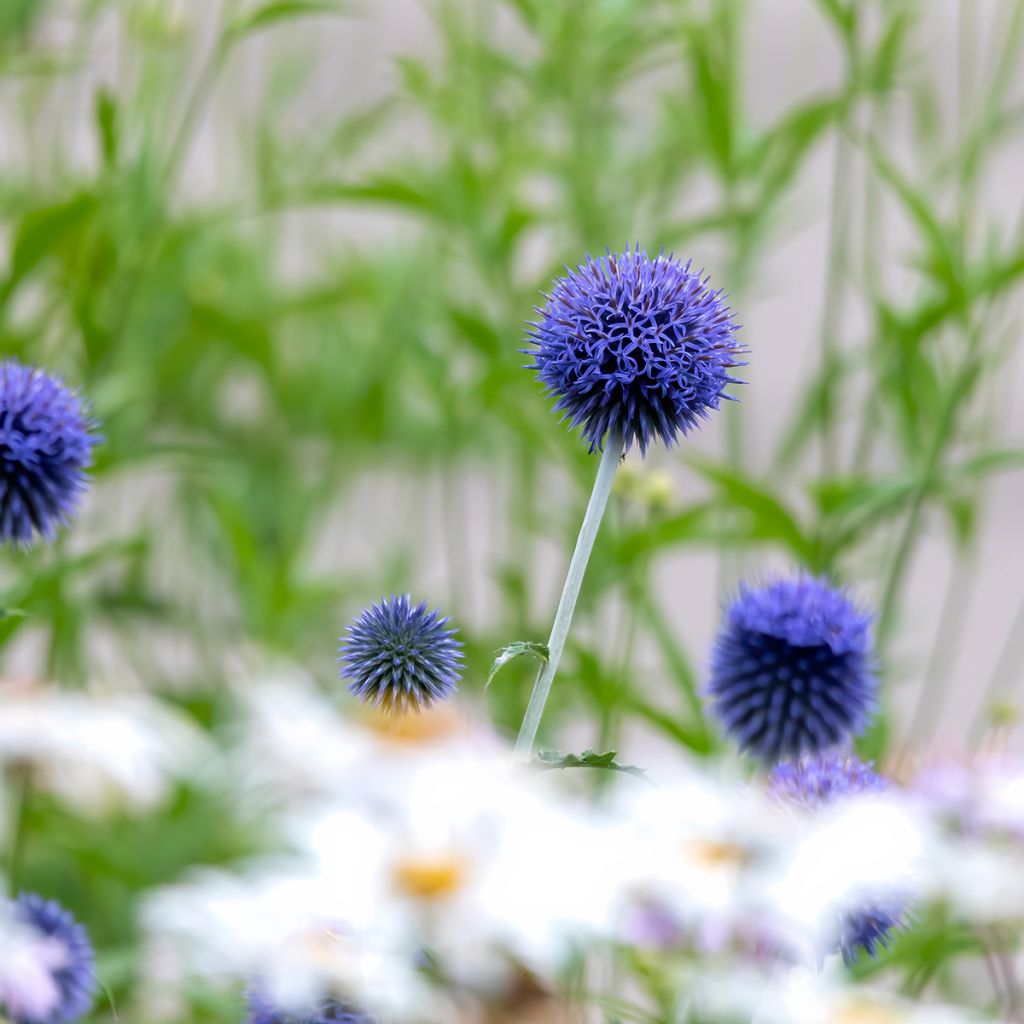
[969, 593, 1024, 747]
[875, 339, 983, 649]
[5, 767, 32, 895]
[818, 120, 855, 476]
[905, 544, 977, 750]
[514, 430, 624, 759]
[640, 587, 705, 729]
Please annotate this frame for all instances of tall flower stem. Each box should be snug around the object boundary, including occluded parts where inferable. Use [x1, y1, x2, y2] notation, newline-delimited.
[514, 429, 624, 759]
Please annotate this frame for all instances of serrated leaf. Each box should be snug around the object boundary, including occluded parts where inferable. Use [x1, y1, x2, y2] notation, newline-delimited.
[485, 640, 548, 689]
[532, 749, 648, 781]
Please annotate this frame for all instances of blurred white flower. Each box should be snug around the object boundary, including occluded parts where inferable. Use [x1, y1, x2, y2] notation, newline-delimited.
[143, 863, 430, 1021]
[231, 674, 503, 814]
[298, 752, 625, 991]
[0, 683, 207, 815]
[767, 792, 930, 962]
[729, 964, 990, 1024]
[146, 726, 625, 1016]
[613, 765, 788, 953]
[922, 834, 1024, 923]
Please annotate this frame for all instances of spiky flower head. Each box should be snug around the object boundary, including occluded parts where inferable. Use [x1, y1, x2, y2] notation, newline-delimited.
[707, 577, 876, 764]
[525, 248, 743, 455]
[338, 595, 463, 713]
[0, 893, 96, 1024]
[246, 990, 376, 1024]
[0, 360, 99, 547]
[769, 753, 887, 810]
[771, 755, 903, 965]
[833, 899, 904, 966]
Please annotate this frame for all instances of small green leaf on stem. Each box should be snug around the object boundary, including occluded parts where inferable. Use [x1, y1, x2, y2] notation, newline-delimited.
[486, 641, 548, 689]
[532, 749, 648, 781]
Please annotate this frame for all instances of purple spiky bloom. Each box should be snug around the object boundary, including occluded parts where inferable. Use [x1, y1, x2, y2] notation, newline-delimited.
[707, 577, 876, 764]
[0, 893, 96, 1024]
[525, 248, 744, 455]
[769, 753, 887, 809]
[338, 595, 463, 713]
[246, 990, 376, 1024]
[0, 360, 99, 547]
[771, 754, 904, 965]
[833, 899, 904, 966]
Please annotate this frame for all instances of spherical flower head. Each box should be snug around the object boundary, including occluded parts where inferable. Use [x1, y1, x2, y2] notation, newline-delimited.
[707, 577, 876, 764]
[246, 990, 376, 1024]
[0, 360, 100, 547]
[769, 753, 887, 810]
[835, 899, 904, 966]
[338, 595, 463, 713]
[525, 248, 744, 455]
[0, 893, 96, 1024]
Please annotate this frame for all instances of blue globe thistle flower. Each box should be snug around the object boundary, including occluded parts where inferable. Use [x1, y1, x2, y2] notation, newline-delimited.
[707, 577, 876, 764]
[835, 899, 904, 966]
[0, 360, 99, 547]
[770, 755, 904, 965]
[338, 594, 463, 713]
[525, 248, 744, 455]
[769, 753, 887, 809]
[246, 990, 376, 1024]
[0, 893, 96, 1024]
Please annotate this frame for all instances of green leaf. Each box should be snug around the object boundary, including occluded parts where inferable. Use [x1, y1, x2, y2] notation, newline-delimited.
[486, 640, 548, 689]
[814, 0, 857, 44]
[227, 1, 346, 40]
[532, 749, 648, 781]
[614, 502, 719, 562]
[868, 143, 958, 289]
[623, 695, 717, 756]
[687, 460, 816, 563]
[94, 88, 118, 168]
[3, 192, 98, 298]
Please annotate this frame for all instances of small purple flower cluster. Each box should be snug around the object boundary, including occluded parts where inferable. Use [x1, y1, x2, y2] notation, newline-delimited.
[0, 894, 96, 1024]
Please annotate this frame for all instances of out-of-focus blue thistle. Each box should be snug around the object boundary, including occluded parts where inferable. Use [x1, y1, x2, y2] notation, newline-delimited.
[769, 752, 887, 809]
[246, 990, 376, 1024]
[771, 754, 904, 965]
[338, 594, 463, 713]
[0, 893, 96, 1024]
[525, 248, 744, 455]
[707, 577, 876, 764]
[834, 899, 904, 966]
[0, 360, 99, 547]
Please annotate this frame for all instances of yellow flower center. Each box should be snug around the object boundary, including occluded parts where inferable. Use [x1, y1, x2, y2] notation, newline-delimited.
[359, 703, 463, 745]
[682, 838, 748, 869]
[834, 1000, 905, 1024]
[392, 853, 468, 901]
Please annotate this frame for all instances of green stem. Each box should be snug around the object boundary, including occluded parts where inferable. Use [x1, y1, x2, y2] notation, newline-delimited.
[905, 544, 976, 750]
[6, 767, 32, 895]
[514, 430, 623, 759]
[876, 341, 983, 649]
[969, 593, 1024, 747]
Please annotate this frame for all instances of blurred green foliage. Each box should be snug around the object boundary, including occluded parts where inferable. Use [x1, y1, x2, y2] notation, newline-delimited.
[2, 0, 1024, 1019]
